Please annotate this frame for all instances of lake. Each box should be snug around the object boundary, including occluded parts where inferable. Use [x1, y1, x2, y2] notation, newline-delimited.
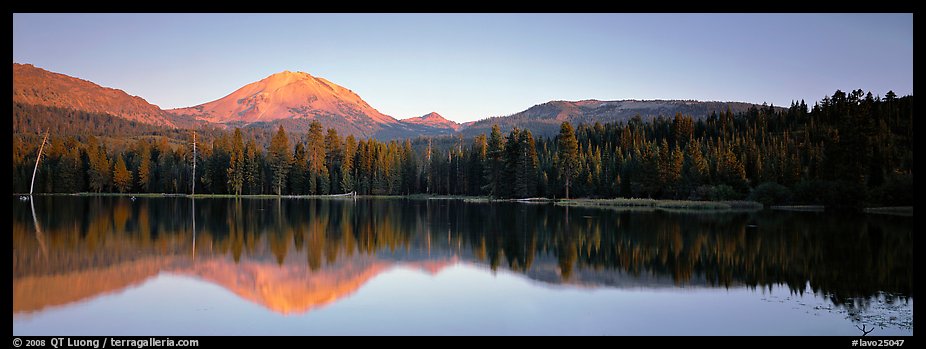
[12, 196, 913, 335]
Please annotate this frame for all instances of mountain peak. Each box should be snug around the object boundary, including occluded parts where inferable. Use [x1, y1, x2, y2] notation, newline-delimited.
[170, 69, 398, 136]
[259, 70, 317, 88]
[400, 111, 460, 131]
[422, 112, 443, 120]
[268, 70, 312, 78]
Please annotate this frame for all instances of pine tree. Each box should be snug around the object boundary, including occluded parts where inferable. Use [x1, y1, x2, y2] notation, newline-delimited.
[268, 125, 292, 195]
[340, 164, 354, 193]
[113, 154, 132, 193]
[401, 139, 417, 194]
[86, 137, 112, 193]
[325, 128, 342, 193]
[154, 138, 170, 192]
[501, 128, 521, 198]
[244, 138, 261, 195]
[197, 139, 215, 193]
[227, 128, 245, 196]
[718, 146, 747, 191]
[205, 133, 230, 194]
[290, 143, 308, 194]
[684, 140, 709, 193]
[557, 122, 580, 199]
[357, 140, 373, 194]
[669, 143, 684, 197]
[483, 124, 505, 197]
[318, 166, 331, 194]
[58, 144, 84, 192]
[136, 144, 152, 192]
[425, 138, 433, 194]
[469, 134, 487, 195]
[453, 134, 466, 195]
[307, 120, 326, 193]
[516, 129, 539, 198]
[341, 135, 356, 194]
[672, 112, 694, 148]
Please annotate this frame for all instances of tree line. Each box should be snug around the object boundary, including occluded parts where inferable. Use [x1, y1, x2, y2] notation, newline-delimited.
[12, 89, 913, 208]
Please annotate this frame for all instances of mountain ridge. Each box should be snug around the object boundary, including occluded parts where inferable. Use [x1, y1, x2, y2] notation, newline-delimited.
[13, 63, 785, 139]
[460, 99, 782, 137]
[12, 63, 174, 127]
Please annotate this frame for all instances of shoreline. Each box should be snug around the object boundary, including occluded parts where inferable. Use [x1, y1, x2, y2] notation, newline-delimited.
[553, 198, 763, 211]
[13, 193, 911, 214]
[14, 192, 759, 210]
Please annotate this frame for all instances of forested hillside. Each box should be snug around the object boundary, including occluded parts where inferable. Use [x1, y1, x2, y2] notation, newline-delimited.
[12, 89, 913, 209]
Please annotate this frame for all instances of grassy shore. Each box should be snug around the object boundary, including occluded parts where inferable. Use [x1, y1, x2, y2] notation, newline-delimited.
[554, 198, 763, 211]
[769, 205, 826, 212]
[863, 206, 913, 216]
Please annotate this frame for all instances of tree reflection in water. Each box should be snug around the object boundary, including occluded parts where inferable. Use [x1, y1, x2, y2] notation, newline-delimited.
[13, 197, 912, 316]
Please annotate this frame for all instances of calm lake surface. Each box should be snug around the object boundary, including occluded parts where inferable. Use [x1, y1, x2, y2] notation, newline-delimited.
[13, 197, 912, 335]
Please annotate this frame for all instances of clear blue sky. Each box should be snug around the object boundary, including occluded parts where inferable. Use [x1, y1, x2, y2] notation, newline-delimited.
[13, 13, 912, 123]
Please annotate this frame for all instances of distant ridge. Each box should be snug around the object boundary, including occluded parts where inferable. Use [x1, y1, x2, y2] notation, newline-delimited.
[13, 63, 174, 127]
[460, 99, 780, 137]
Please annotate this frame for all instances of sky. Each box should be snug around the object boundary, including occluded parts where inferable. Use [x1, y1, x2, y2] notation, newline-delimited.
[13, 13, 913, 123]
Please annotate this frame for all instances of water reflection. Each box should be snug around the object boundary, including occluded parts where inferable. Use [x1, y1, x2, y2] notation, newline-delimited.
[12, 197, 912, 326]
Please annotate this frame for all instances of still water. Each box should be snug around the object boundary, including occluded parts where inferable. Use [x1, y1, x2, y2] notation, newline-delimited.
[12, 197, 913, 335]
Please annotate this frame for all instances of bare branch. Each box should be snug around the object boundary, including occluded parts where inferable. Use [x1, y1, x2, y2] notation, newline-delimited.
[856, 324, 874, 336]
